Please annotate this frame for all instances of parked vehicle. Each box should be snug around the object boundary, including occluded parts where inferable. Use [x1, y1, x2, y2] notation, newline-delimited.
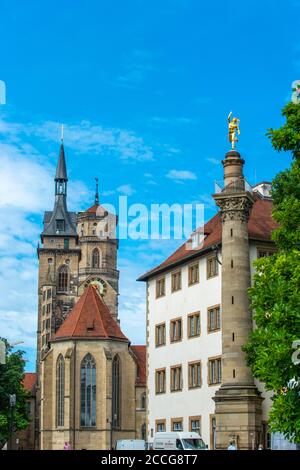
[153, 432, 207, 451]
[115, 439, 146, 450]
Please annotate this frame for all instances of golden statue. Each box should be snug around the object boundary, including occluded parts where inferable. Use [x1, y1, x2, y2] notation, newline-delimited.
[228, 111, 240, 149]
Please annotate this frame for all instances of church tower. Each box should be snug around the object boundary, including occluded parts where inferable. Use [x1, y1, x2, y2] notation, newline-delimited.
[77, 179, 119, 320]
[212, 148, 263, 449]
[37, 143, 80, 364]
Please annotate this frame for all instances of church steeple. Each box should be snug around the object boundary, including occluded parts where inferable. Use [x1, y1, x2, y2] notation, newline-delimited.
[55, 143, 68, 196]
[41, 141, 77, 239]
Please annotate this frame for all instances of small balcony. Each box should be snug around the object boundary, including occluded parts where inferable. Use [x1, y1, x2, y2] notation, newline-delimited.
[214, 178, 253, 194]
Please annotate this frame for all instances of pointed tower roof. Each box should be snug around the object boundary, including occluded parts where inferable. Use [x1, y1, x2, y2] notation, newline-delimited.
[54, 285, 128, 342]
[41, 142, 77, 239]
[55, 143, 68, 181]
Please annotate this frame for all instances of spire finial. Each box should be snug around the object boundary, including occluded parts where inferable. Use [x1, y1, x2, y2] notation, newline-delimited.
[95, 177, 99, 205]
[61, 123, 64, 143]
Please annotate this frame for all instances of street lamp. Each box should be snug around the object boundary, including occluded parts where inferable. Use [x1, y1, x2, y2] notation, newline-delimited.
[9, 394, 16, 450]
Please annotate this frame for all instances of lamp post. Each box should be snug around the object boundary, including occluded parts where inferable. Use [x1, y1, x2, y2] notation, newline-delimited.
[8, 394, 16, 450]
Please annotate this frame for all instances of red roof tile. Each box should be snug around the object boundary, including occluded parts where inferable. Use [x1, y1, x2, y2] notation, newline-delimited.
[138, 196, 277, 281]
[54, 285, 128, 342]
[22, 373, 36, 394]
[84, 204, 108, 216]
[131, 345, 146, 386]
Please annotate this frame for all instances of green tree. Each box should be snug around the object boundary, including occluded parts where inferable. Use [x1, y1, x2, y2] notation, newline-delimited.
[243, 101, 300, 443]
[0, 339, 30, 447]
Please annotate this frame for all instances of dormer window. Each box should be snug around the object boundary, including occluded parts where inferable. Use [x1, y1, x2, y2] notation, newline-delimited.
[56, 219, 65, 233]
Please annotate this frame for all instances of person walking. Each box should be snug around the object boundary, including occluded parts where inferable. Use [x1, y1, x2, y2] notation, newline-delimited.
[227, 441, 237, 450]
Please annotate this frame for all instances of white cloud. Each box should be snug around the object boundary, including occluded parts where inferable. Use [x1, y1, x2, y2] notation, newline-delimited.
[117, 184, 136, 196]
[166, 169, 197, 182]
[0, 119, 91, 351]
[206, 157, 220, 165]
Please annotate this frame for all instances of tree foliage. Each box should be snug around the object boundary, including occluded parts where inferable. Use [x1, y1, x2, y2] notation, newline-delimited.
[0, 339, 30, 447]
[243, 101, 300, 443]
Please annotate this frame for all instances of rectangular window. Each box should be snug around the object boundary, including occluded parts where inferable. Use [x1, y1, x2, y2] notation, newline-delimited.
[188, 312, 200, 338]
[56, 219, 65, 232]
[46, 303, 51, 315]
[207, 256, 218, 279]
[170, 318, 182, 342]
[155, 323, 166, 347]
[188, 361, 202, 389]
[156, 278, 166, 298]
[156, 420, 166, 432]
[155, 369, 166, 394]
[171, 271, 182, 292]
[46, 318, 50, 330]
[42, 305, 46, 316]
[208, 357, 222, 385]
[42, 290, 46, 302]
[171, 418, 183, 432]
[47, 289, 52, 300]
[64, 238, 69, 250]
[207, 306, 221, 332]
[257, 247, 276, 258]
[188, 263, 199, 285]
[189, 416, 201, 434]
[170, 365, 182, 392]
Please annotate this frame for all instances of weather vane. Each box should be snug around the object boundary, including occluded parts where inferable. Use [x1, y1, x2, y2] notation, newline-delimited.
[61, 123, 64, 143]
[228, 112, 240, 150]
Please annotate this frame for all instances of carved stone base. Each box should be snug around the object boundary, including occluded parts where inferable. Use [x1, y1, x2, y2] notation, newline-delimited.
[213, 384, 263, 450]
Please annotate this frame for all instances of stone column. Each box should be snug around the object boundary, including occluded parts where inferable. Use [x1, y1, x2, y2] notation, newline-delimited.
[212, 150, 263, 450]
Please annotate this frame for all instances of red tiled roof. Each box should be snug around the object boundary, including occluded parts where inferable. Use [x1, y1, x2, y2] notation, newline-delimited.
[138, 196, 277, 281]
[54, 285, 128, 342]
[84, 204, 107, 216]
[22, 373, 36, 395]
[131, 345, 146, 386]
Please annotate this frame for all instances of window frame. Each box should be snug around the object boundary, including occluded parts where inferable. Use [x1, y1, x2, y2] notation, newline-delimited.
[170, 317, 182, 343]
[155, 322, 166, 347]
[171, 270, 182, 293]
[188, 312, 201, 338]
[206, 255, 219, 279]
[188, 361, 202, 389]
[207, 305, 221, 333]
[208, 356, 222, 386]
[156, 277, 166, 299]
[188, 262, 199, 286]
[170, 364, 183, 392]
[155, 368, 166, 395]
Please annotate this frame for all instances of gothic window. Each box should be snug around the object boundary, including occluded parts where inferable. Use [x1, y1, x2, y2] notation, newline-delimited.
[112, 355, 121, 428]
[57, 265, 69, 293]
[92, 248, 100, 268]
[141, 392, 146, 410]
[80, 354, 96, 427]
[56, 355, 65, 427]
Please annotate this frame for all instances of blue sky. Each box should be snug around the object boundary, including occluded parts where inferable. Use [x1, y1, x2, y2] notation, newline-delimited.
[0, 0, 298, 370]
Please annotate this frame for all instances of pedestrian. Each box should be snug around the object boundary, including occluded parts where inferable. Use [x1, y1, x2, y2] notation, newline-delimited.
[63, 441, 71, 450]
[227, 441, 237, 450]
[258, 444, 263, 450]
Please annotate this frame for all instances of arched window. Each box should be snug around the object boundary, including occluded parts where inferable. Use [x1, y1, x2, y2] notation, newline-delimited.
[57, 265, 69, 292]
[80, 354, 96, 427]
[56, 355, 65, 427]
[91, 248, 100, 268]
[141, 392, 146, 410]
[141, 423, 146, 440]
[112, 355, 121, 428]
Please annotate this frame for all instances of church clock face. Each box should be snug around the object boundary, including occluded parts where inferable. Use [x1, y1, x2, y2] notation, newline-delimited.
[85, 277, 107, 296]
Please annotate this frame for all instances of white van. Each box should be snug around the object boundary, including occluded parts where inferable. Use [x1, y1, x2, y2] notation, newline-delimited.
[153, 432, 207, 451]
[115, 439, 146, 450]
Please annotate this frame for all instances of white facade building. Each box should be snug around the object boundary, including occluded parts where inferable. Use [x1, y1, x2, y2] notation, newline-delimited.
[138, 184, 277, 449]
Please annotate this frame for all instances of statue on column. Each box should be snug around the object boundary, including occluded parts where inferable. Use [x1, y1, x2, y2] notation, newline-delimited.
[228, 112, 240, 149]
